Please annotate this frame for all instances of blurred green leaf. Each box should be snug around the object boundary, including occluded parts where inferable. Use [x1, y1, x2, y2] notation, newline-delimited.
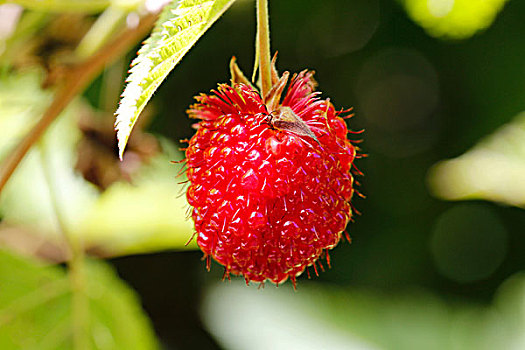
[0, 250, 159, 349]
[202, 276, 525, 350]
[0, 71, 100, 242]
[0, 0, 112, 13]
[400, 0, 509, 39]
[75, 5, 129, 59]
[0, 71, 48, 159]
[115, 0, 237, 159]
[428, 112, 525, 209]
[0, 71, 196, 256]
[0, 10, 49, 66]
[79, 143, 197, 256]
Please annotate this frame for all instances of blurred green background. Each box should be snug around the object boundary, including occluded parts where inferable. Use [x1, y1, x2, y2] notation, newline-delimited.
[1, 0, 525, 349]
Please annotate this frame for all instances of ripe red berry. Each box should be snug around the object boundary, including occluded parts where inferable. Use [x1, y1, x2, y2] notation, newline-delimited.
[184, 69, 359, 286]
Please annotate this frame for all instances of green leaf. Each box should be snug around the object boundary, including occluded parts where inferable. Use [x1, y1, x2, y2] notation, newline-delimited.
[115, 0, 237, 159]
[0, 250, 159, 349]
[428, 112, 525, 209]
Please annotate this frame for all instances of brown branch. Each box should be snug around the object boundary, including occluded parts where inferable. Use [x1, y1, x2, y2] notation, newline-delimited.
[0, 12, 159, 194]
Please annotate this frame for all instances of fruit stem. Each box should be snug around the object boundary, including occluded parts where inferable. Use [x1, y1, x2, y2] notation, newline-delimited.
[257, 0, 272, 98]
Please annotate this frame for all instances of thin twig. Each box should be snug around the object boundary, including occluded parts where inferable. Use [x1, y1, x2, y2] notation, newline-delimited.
[0, 12, 159, 195]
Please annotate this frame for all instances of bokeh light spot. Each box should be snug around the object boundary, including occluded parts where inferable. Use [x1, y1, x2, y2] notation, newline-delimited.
[402, 0, 509, 39]
[427, 0, 454, 18]
[296, 0, 379, 58]
[428, 112, 525, 209]
[430, 204, 507, 283]
[355, 48, 440, 157]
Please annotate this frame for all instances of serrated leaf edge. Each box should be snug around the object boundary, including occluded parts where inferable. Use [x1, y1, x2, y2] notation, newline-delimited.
[115, 0, 237, 160]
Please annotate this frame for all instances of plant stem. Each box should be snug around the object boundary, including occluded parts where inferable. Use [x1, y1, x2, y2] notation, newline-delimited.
[38, 142, 89, 349]
[69, 237, 89, 350]
[75, 6, 128, 60]
[0, 12, 159, 195]
[257, 0, 272, 98]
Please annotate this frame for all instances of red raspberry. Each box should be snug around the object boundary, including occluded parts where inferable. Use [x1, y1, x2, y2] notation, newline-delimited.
[184, 69, 359, 286]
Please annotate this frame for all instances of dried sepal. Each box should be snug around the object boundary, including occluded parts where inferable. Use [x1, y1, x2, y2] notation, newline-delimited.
[229, 56, 255, 89]
[264, 71, 289, 111]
